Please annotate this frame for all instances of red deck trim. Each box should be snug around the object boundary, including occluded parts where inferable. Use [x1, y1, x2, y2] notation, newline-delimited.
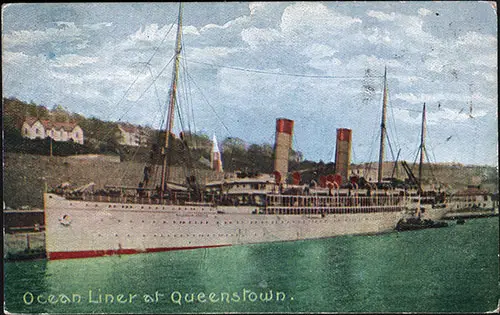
[48, 244, 231, 260]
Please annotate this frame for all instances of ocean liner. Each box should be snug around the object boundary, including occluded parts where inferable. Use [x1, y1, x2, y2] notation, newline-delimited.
[44, 4, 413, 260]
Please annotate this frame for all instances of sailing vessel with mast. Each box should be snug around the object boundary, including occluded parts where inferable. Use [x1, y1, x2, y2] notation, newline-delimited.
[43, 4, 411, 260]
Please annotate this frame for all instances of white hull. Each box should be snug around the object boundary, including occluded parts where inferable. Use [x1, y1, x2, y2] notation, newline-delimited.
[44, 193, 403, 259]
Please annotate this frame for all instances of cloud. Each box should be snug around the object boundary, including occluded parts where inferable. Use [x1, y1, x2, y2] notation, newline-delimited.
[51, 54, 99, 68]
[3, 22, 84, 48]
[185, 46, 241, 63]
[456, 31, 497, 48]
[367, 10, 396, 21]
[128, 24, 177, 43]
[240, 27, 283, 50]
[392, 107, 486, 126]
[470, 53, 497, 68]
[82, 22, 113, 30]
[280, 2, 362, 36]
[303, 43, 338, 59]
[417, 8, 433, 16]
[393, 92, 495, 106]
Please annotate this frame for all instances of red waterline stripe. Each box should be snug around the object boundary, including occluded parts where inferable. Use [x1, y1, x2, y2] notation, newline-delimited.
[48, 244, 231, 260]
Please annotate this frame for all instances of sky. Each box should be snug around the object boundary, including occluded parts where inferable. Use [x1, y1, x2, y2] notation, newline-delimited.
[2, 2, 498, 166]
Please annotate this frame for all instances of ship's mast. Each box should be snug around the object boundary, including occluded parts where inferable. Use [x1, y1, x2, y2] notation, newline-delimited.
[377, 66, 388, 183]
[161, 3, 183, 195]
[418, 102, 426, 192]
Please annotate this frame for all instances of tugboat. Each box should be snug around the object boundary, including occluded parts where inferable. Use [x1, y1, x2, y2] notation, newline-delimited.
[395, 216, 448, 231]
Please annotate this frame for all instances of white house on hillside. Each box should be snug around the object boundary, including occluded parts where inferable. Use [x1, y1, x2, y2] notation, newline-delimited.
[21, 117, 84, 144]
[117, 124, 150, 147]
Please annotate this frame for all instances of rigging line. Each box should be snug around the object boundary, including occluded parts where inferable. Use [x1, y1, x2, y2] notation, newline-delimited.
[116, 54, 176, 123]
[118, 142, 145, 185]
[106, 21, 176, 123]
[175, 97, 200, 185]
[97, 54, 176, 151]
[385, 132, 396, 161]
[423, 146, 438, 183]
[388, 94, 401, 157]
[424, 118, 438, 164]
[143, 63, 165, 116]
[181, 37, 198, 140]
[364, 88, 383, 173]
[184, 57, 383, 79]
[180, 55, 196, 144]
[184, 70, 231, 134]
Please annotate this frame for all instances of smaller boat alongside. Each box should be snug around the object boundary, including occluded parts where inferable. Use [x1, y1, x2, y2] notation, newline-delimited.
[395, 217, 448, 232]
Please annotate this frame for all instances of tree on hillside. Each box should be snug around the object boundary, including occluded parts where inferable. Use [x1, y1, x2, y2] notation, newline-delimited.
[4, 97, 27, 129]
[51, 104, 70, 122]
[78, 117, 121, 152]
[36, 106, 50, 119]
[247, 143, 274, 174]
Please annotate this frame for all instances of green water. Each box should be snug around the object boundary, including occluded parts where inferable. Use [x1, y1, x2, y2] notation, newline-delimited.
[4, 217, 499, 313]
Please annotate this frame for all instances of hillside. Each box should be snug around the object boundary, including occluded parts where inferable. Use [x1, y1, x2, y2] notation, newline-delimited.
[3, 153, 224, 209]
[4, 152, 497, 209]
